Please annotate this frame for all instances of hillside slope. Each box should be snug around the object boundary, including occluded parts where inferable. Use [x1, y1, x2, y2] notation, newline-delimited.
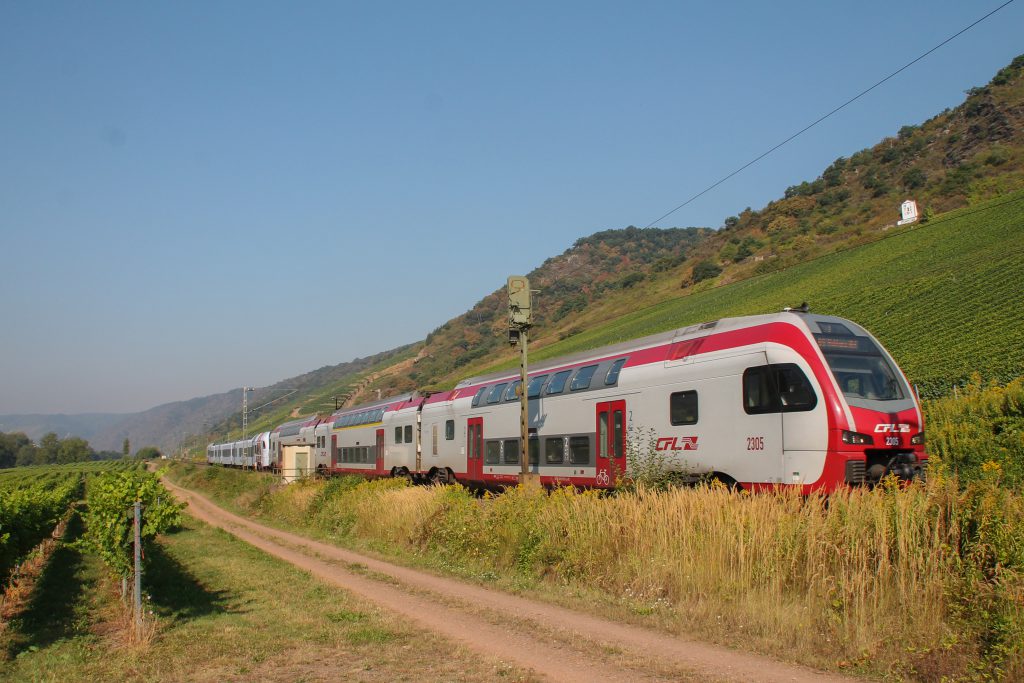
[510, 191, 1024, 397]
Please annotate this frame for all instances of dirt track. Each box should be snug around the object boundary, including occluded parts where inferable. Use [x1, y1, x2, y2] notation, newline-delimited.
[163, 478, 856, 682]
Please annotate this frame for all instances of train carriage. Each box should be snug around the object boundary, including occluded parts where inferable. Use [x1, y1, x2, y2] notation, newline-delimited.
[447, 311, 924, 492]
[329, 394, 410, 478]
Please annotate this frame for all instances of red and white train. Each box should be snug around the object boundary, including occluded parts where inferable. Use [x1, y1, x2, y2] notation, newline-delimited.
[208, 311, 927, 492]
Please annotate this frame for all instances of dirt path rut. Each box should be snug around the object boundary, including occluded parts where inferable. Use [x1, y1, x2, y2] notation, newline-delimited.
[164, 479, 857, 682]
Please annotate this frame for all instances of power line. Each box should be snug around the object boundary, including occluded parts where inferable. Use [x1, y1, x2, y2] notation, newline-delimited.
[644, 0, 1017, 229]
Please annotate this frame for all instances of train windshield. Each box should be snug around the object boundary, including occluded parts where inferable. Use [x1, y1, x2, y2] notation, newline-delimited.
[814, 334, 905, 401]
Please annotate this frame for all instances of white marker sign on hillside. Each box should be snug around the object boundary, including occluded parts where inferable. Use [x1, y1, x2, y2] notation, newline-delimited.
[898, 199, 919, 226]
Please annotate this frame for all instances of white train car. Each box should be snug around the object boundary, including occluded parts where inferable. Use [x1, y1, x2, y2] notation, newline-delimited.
[327, 394, 410, 477]
[442, 311, 925, 492]
[252, 431, 272, 470]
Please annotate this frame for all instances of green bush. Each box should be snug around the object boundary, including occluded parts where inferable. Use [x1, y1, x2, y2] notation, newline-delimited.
[690, 260, 722, 284]
[924, 377, 1024, 488]
[81, 469, 183, 578]
[0, 477, 81, 582]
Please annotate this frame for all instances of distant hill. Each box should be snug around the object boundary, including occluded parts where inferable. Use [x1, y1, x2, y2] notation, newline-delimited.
[2, 344, 412, 455]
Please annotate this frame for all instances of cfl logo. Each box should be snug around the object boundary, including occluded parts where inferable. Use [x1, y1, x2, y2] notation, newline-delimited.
[874, 424, 910, 433]
[656, 436, 699, 451]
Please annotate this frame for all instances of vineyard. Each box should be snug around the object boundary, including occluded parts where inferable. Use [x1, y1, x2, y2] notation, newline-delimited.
[0, 477, 81, 584]
[0, 460, 170, 590]
[512, 191, 1024, 398]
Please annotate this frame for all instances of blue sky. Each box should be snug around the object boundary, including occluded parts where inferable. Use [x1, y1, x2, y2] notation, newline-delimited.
[1, 1, 1021, 414]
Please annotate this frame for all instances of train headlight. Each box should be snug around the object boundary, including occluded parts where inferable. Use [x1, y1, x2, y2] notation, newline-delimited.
[911, 432, 925, 445]
[841, 430, 873, 446]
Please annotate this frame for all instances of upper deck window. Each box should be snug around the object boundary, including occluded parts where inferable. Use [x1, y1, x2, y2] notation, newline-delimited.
[814, 334, 905, 401]
[605, 358, 627, 385]
[487, 383, 508, 404]
[504, 381, 521, 401]
[545, 370, 572, 395]
[570, 365, 598, 391]
[471, 387, 487, 408]
[527, 374, 548, 398]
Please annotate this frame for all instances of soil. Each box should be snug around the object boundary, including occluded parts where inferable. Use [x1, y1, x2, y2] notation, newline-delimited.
[163, 478, 857, 683]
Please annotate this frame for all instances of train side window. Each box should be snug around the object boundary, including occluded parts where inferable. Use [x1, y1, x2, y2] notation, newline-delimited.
[487, 383, 508, 404]
[670, 391, 699, 425]
[545, 438, 565, 464]
[545, 370, 572, 395]
[527, 374, 548, 398]
[570, 365, 598, 391]
[613, 410, 624, 459]
[471, 387, 487, 408]
[529, 436, 539, 465]
[503, 439, 520, 464]
[605, 358, 627, 385]
[445, 419, 455, 440]
[569, 436, 590, 465]
[504, 381, 521, 401]
[395, 426, 403, 443]
[743, 366, 777, 414]
[485, 440, 501, 464]
[743, 364, 817, 414]
[404, 425, 413, 443]
[776, 365, 817, 411]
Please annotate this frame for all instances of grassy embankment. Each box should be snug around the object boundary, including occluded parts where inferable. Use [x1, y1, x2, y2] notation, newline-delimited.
[167, 443, 1024, 682]
[0, 511, 531, 682]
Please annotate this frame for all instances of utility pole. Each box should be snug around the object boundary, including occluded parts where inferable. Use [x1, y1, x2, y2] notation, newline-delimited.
[507, 276, 539, 487]
[133, 500, 142, 637]
[242, 387, 254, 469]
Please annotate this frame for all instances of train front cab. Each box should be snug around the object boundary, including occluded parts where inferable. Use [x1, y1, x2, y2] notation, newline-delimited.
[810, 318, 926, 488]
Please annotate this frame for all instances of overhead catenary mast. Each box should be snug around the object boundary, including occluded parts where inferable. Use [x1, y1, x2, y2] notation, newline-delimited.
[507, 276, 540, 487]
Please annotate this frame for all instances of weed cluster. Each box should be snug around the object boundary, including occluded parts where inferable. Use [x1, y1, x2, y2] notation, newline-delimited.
[924, 375, 1024, 487]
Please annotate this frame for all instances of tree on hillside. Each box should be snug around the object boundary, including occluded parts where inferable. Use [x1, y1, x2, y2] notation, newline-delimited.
[0, 432, 32, 469]
[122, 438, 130, 458]
[39, 432, 60, 464]
[135, 446, 161, 460]
[57, 436, 94, 464]
[15, 443, 37, 467]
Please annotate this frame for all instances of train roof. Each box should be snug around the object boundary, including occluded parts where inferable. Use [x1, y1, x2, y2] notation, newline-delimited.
[330, 391, 417, 418]
[454, 311, 854, 389]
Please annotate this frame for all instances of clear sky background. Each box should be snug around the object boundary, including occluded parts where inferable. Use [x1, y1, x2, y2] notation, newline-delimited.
[1, 1, 1021, 414]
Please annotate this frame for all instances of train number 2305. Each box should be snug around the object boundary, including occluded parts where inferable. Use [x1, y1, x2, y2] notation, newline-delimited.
[746, 436, 765, 451]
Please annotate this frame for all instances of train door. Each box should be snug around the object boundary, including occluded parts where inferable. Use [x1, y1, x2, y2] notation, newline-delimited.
[596, 400, 626, 486]
[467, 417, 483, 481]
[376, 429, 385, 474]
[740, 357, 785, 484]
[330, 434, 338, 469]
